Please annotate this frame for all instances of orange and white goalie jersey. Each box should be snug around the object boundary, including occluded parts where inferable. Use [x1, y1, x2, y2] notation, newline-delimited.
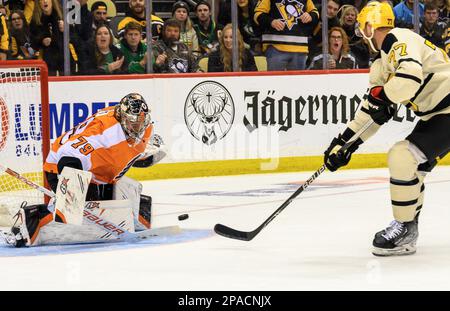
[44, 106, 154, 184]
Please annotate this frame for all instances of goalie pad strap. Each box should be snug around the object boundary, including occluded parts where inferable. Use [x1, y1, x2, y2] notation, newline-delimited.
[55, 209, 67, 224]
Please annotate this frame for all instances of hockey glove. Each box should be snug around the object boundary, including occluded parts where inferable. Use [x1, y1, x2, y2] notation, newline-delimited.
[324, 131, 361, 172]
[133, 134, 167, 168]
[367, 86, 395, 125]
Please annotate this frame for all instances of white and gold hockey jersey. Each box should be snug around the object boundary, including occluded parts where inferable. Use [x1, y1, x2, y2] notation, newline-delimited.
[348, 27, 450, 139]
[369, 28, 450, 121]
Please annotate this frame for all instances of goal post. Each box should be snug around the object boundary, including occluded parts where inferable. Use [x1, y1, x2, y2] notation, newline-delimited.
[0, 60, 50, 225]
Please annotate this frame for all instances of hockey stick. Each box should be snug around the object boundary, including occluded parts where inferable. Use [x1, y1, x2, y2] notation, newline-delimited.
[214, 120, 375, 241]
[0, 164, 180, 243]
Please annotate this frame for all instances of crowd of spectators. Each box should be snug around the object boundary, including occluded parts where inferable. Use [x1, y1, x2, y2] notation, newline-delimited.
[0, 0, 447, 75]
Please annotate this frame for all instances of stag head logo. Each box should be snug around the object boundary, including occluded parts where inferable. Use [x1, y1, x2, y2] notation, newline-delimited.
[184, 81, 235, 145]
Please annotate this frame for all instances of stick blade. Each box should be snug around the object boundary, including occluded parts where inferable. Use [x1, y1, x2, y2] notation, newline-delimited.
[214, 224, 254, 241]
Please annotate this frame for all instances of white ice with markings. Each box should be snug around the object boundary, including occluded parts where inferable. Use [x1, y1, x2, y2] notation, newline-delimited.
[2, 166, 450, 290]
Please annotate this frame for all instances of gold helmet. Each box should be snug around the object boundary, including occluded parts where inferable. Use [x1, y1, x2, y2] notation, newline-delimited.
[355, 1, 395, 38]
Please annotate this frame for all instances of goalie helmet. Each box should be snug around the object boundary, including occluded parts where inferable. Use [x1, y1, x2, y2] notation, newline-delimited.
[115, 93, 152, 143]
[355, 1, 395, 47]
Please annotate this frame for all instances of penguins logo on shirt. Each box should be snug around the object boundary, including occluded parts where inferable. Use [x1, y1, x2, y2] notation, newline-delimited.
[169, 58, 189, 73]
[276, 0, 305, 30]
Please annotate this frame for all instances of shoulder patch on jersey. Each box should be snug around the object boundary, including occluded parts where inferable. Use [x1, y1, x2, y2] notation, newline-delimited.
[381, 33, 398, 54]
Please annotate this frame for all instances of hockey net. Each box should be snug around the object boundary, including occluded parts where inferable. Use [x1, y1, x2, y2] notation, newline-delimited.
[0, 61, 49, 225]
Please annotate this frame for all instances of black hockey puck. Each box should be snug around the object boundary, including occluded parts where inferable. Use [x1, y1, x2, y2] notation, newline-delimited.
[178, 214, 189, 221]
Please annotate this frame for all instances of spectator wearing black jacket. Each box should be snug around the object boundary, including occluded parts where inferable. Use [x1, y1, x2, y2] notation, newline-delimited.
[217, 0, 261, 51]
[29, 0, 79, 75]
[308, 26, 357, 70]
[193, 0, 223, 56]
[308, 0, 341, 66]
[80, 24, 127, 75]
[420, 2, 447, 49]
[339, 4, 369, 68]
[73, 0, 94, 43]
[208, 23, 257, 72]
[8, 10, 35, 59]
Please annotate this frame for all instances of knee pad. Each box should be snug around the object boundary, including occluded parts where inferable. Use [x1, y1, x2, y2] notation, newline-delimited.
[113, 176, 142, 201]
[388, 140, 419, 181]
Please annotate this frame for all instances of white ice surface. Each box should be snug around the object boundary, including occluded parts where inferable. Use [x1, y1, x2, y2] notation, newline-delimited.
[2, 166, 450, 291]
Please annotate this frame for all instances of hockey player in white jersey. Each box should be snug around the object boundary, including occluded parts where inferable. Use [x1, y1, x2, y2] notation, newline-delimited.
[323, 1, 450, 256]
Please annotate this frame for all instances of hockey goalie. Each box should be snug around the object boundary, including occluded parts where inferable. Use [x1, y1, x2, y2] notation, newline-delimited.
[0, 93, 167, 247]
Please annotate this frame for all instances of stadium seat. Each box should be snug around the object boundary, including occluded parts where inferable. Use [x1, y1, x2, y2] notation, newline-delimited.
[254, 56, 267, 71]
[198, 57, 208, 72]
[197, 55, 267, 72]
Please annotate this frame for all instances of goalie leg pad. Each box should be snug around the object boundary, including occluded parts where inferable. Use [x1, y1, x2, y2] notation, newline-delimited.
[388, 140, 424, 222]
[36, 201, 135, 246]
[113, 176, 152, 230]
[138, 195, 152, 230]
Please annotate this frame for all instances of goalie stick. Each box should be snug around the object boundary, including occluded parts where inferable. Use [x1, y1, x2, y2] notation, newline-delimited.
[0, 164, 180, 243]
[214, 120, 375, 241]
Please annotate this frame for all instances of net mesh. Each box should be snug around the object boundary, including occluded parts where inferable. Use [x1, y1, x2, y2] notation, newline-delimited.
[0, 66, 45, 220]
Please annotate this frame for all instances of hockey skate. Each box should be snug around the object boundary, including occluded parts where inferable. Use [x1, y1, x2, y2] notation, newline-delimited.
[0, 202, 51, 247]
[372, 217, 419, 256]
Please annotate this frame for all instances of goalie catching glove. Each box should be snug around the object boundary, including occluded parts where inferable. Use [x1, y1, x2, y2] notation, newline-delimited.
[133, 134, 167, 167]
[324, 128, 363, 172]
[366, 86, 395, 125]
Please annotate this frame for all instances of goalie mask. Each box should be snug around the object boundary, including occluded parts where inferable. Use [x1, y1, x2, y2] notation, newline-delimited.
[115, 93, 152, 144]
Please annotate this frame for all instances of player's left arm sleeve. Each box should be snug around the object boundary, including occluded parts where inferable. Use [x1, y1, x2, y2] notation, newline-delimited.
[344, 56, 383, 141]
[254, 0, 272, 28]
[382, 33, 423, 105]
[347, 100, 382, 142]
[305, 0, 319, 24]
